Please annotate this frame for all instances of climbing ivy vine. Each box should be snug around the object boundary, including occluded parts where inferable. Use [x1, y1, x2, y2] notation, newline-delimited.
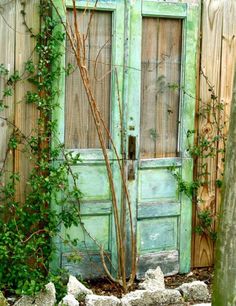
[0, 0, 82, 298]
[171, 71, 227, 242]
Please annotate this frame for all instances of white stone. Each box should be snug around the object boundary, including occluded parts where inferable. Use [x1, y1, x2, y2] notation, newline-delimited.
[14, 282, 56, 306]
[144, 266, 164, 281]
[193, 304, 211, 306]
[67, 275, 92, 300]
[85, 294, 121, 306]
[121, 290, 148, 306]
[121, 289, 183, 306]
[178, 281, 210, 302]
[58, 294, 79, 306]
[138, 266, 165, 291]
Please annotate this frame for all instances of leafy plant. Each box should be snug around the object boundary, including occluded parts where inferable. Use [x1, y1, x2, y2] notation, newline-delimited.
[170, 71, 227, 241]
[0, 0, 83, 297]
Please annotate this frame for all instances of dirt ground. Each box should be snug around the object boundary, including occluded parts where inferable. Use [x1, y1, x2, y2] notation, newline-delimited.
[87, 267, 213, 298]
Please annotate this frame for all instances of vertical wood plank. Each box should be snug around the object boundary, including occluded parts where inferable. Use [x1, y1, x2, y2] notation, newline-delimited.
[65, 10, 89, 149]
[179, 2, 200, 273]
[0, 0, 15, 180]
[192, 0, 223, 267]
[215, 0, 236, 227]
[140, 18, 182, 158]
[88, 11, 111, 148]
[156, 19, 182, 157]
[141, 18, 158, 158]
[14, 0, 40, 202]
[65, 10, 111, 149]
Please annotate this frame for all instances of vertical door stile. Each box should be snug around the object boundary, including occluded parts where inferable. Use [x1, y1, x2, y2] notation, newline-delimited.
[110, 0, 125, 276]
[50, 0, 66, 271]
[125, 0, 142, 275]
[179, 2, 201, 273]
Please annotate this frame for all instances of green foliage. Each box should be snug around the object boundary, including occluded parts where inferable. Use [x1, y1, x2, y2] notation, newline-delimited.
[0, 0, 83, 298]
[65, 63, 75, 76]
[195, 209, 217, 241]
[49, 269, 69, 302]
[25, 60, 36, 74]
[170, 74, 227, 242]
[149, 128, 158, 141]
[3, 87, 13, 97]
[170, 167, 200, 199]
[7, 71, 21, 85]
[0, 63, 9, 76]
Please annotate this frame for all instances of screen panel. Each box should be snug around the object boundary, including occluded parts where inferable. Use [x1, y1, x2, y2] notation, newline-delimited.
[140, 18, 182, 158]
[65, 10, 112, 149]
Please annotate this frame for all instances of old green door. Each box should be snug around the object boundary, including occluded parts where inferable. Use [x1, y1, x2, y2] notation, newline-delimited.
[125, 1, 200, 277]
[53, 0, 125, 278]
[53, 0, 199, 278]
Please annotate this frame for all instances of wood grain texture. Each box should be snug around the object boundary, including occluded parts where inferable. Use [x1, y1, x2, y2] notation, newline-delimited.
[0, 0, 15, 179]
[192, 0, 236, 267]
[215, 0, 236, 227]
[14, 0, 40, 202]
[65, 10, 112, 149]
[192, 0, 223, 268]
[141, 18, 182, 158]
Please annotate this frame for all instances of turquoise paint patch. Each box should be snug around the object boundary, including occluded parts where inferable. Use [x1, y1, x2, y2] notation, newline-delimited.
[138, 168, 179, 202]
[62, 214, 110, 251]
[70, 165, 110, 201]
[137, 217, 178, 253]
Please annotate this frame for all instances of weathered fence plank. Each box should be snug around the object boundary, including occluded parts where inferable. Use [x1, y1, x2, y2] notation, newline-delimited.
[192, 0, 236, 267]
[14, 0, 40, 201]
[0, 1, 15, 180]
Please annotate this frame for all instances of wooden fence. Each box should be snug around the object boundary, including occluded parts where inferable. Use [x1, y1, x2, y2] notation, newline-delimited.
[192, 0, 236, 267]
[0, 0, 40, 201]
[0, 0, 235, 268]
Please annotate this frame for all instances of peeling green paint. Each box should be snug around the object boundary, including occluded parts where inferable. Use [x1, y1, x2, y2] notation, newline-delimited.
[52, 0, 200, 278]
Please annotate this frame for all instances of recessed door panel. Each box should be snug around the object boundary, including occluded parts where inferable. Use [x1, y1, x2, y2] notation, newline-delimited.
[140, 18, 182, 158]
[65, 10, 112, 149]
[69, 164, 111, 201]
[137, 217, 178, 253]
[138, 168, 179, 202]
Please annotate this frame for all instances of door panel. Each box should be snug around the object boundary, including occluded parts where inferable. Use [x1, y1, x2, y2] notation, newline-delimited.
[138, 168, 179, 202]
[65, 10, 112, 149]
[69, 164, 111, 201]
[137, 217, 178, 252]
[141, 18, 182, 158]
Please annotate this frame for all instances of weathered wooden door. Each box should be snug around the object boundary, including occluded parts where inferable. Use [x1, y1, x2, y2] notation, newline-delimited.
[53, 0, 125, 278]
[54, 0, 199, 278]
[126, 1, 200, 276]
